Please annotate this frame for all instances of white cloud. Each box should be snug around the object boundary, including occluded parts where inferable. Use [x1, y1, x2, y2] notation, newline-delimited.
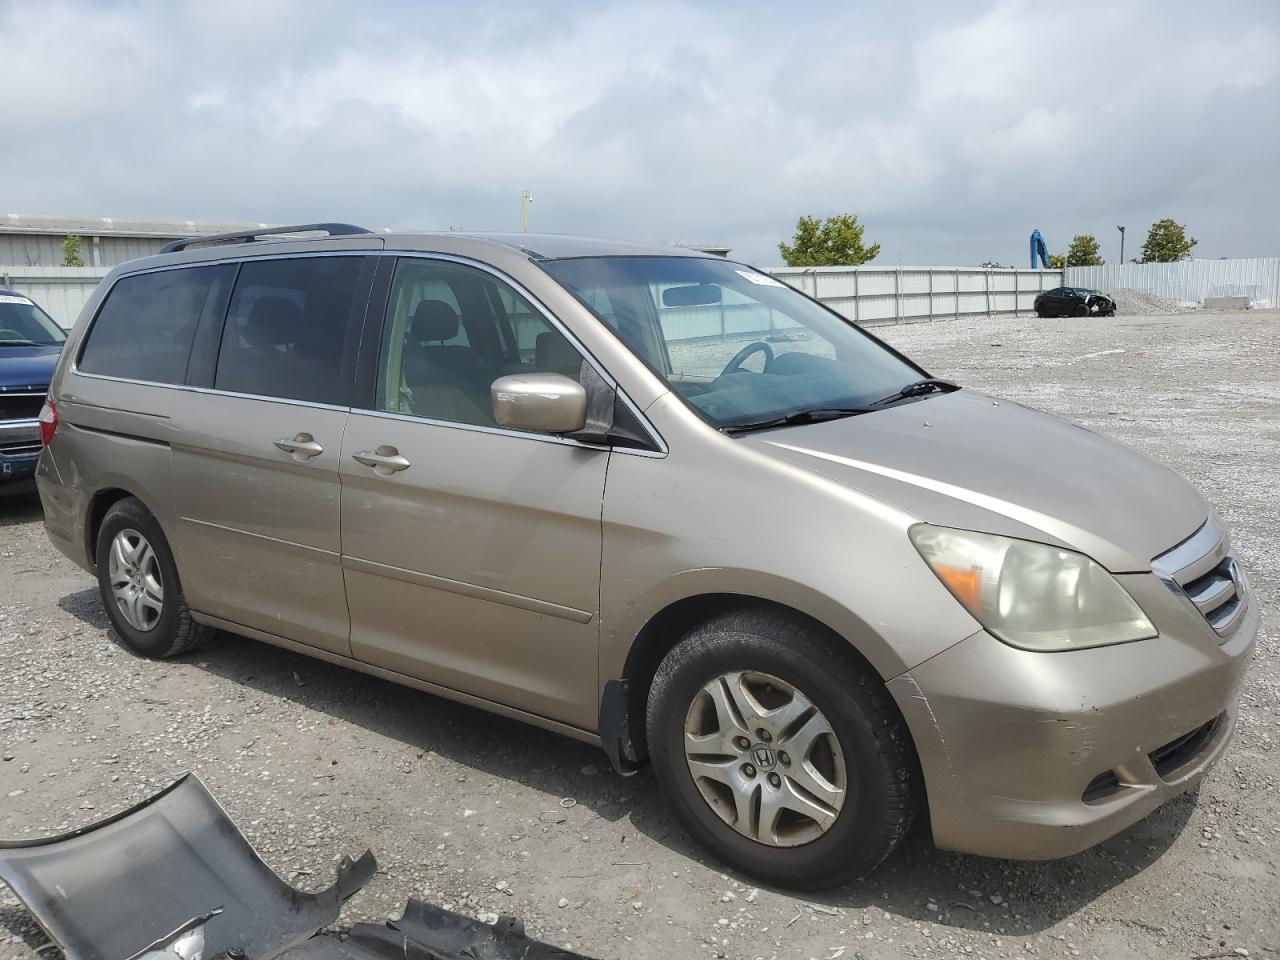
[1, 0, 1276, 264]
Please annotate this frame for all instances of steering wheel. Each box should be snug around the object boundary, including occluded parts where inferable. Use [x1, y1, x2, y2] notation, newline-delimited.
[0, 329, 26, 339]
[721, 341, 774, 376]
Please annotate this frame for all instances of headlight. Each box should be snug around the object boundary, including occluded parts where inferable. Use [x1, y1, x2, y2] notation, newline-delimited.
[909, 524, 1157, 651]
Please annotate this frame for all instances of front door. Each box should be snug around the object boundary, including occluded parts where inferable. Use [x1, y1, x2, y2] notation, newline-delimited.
[172, 254, 374, 656]
[339, 256, 608, 729]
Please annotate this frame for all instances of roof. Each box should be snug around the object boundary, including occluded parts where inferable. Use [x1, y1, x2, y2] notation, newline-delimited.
[414, 232, 707, 260]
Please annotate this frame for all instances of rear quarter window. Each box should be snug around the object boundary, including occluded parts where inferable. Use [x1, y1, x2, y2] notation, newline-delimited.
[78, 265, 236, 384]
[213, 256, 366, 405]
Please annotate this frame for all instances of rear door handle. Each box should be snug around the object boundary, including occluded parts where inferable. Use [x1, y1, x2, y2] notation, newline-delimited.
[352, 447, 411, 475]
[274, 433, 324, 461]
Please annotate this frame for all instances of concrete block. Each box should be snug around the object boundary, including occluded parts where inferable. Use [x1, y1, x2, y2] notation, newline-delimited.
[1202, 296, 1250, 310]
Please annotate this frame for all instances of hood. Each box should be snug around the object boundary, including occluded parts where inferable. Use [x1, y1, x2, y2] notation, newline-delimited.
[750, 389, 1206, 572]
[0, 344, 61, 390]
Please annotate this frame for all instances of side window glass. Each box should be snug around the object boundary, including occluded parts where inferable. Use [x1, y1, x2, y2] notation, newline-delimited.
[214, 256, 364, 404]
[375, 258, 586, 430]
[78, 264, 234, 384]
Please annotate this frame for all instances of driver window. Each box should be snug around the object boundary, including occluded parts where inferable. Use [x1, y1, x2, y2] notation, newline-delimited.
[375, 258, 587, 431]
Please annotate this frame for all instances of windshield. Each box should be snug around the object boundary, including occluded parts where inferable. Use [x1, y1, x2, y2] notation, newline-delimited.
[0, 294, 66, 345]
[540, 256, 928, 429]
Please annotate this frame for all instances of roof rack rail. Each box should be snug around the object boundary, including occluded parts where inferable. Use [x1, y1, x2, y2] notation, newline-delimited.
[160, 222, 374, 254]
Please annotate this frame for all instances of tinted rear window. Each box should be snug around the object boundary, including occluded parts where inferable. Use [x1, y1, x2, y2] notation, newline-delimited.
[78, 265, 235, 384]
[214, 256, 364, 405]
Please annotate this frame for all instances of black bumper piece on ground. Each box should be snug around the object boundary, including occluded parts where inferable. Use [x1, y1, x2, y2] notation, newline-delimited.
[0, 773, 596, 960]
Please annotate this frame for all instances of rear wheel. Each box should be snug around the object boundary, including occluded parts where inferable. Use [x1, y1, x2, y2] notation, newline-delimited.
[645, 608, 920, 889]
[94, 497, 212, 658]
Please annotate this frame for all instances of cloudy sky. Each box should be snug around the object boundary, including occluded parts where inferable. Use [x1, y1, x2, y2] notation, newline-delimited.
[3, 0, 1277, 265]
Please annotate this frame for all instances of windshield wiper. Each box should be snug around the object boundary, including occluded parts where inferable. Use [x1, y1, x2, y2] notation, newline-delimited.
[0, 339, 39, 346]
[723, 406, 872, 435]
[871, 378, 958, 407]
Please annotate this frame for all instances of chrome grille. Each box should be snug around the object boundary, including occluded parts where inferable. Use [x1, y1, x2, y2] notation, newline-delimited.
[0, 391, 45, 422]
[1152, 518, 1246, 641]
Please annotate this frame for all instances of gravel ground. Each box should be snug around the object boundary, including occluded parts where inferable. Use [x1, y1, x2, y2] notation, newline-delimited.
[1, 310, 1277, 959]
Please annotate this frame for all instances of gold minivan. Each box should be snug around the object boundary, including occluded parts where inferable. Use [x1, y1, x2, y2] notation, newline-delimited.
[36, 224, 1255, 888]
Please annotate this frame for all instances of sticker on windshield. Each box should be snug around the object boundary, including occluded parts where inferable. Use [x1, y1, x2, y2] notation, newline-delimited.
[735, 269, 784, 287]
[0, 295, 33, 305]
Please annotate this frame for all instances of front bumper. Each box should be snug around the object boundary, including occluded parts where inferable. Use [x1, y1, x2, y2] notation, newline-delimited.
[890, 571, 1256, 860]
[0, 417, 40, 483]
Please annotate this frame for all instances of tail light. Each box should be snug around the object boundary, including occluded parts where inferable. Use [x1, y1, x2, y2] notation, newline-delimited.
[38, 400, 58, 446]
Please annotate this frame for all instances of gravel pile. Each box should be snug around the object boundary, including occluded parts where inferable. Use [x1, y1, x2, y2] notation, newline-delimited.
[1107, 288, 1188, 315]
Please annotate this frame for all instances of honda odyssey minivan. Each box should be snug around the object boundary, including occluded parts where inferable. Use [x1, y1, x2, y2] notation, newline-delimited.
[36, 224, 1254, 888]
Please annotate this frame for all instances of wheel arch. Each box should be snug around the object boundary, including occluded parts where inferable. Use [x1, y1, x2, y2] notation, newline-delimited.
[86, 487, 154, 571]
[602, 592, 901, 772]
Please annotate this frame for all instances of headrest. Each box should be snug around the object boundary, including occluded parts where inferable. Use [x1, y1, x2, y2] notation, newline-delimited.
[410, 299, 460, 343]
[535, 331, 583, 378]
[242, 296, 303, 348]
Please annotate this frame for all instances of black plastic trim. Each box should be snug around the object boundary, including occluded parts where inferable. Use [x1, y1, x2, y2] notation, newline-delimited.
[599, 678, 641, 776]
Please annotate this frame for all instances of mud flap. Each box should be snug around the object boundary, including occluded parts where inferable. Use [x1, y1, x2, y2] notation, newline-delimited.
[599, 678, 642, 776]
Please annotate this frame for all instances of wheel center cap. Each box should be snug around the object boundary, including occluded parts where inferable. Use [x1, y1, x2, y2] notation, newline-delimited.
[750, 744, 776, 770]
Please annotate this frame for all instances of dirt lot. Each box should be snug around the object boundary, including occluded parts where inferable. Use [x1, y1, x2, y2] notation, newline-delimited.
[1, 310, 1277, 959]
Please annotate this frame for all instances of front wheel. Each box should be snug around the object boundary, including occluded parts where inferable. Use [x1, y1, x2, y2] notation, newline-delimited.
[645, 609, 921, 889]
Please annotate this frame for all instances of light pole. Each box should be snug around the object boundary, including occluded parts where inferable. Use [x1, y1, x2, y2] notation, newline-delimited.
[1117, 225, 1125, 265]
[521, 191, 533, 233]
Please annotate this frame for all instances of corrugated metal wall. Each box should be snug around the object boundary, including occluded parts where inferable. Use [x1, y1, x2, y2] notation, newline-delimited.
[1065, 258, 1280, 308]
[0, 233, 169, 268]
[767, 265, 1064, 327]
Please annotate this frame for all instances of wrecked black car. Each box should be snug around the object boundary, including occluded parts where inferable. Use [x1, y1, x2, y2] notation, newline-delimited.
[1034, 286, 1117, 318]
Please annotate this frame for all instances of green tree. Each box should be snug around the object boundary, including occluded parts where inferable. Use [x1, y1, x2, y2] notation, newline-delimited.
[1140, 218, 1196, 262]
[1065, 233, 1104, 266]
[1047, 253, 1066, 270]
[778, 214, 880, 266]
[62, 234, 84, 267]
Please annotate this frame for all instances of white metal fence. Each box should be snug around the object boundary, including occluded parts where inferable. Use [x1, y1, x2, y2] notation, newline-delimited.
[8, 257, 1277, 334]
[1065, 257, 1280, 309]
[766, 265, 1065, 327]
[10, 262, 1069, 332]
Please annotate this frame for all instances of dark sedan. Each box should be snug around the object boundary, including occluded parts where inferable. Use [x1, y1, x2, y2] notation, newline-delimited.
[1034, 286, 1116, 318]
[1, 288, 65, 487]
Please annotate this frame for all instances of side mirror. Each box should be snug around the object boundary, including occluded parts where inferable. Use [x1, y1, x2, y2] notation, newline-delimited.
[491, 373, 587, 434]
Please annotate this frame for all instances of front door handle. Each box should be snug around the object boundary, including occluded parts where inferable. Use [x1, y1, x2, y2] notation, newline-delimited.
[352, 446, 411, 475]
[274, 433, 324, 461]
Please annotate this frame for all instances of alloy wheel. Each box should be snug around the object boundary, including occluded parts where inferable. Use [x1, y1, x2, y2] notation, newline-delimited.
[107, 528, 164, 632]
[683, 671, 847, 847]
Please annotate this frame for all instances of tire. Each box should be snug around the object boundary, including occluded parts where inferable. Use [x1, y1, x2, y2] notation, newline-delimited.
[645, 608, 920, 889]
[94, 497, 212, 658]
[1035, 307, 1047, 318]
[1073, 303, 1089, 317]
